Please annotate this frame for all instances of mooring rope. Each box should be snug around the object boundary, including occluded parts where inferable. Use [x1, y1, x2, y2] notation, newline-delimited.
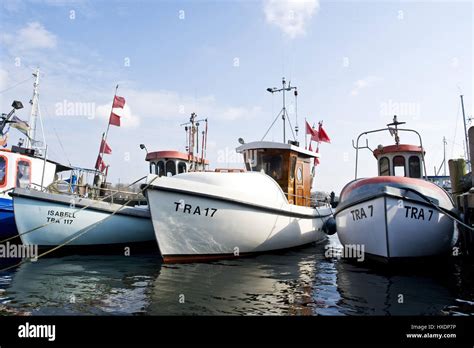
[0, 175, 158, 273]
[0, 175, 148, 244]
[403, 187, 474, 231]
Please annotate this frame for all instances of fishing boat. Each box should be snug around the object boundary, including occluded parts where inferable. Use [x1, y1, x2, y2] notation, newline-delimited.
[0, 69, 72, 240]
[11, 111, 210, 250]
[334, 116, 456, 262]
[144, 78, 335, 263]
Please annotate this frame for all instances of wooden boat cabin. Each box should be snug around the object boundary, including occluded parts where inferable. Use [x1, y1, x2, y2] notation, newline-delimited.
[372, 144, 425, 179]
[145, 150, 209, 177]
[236, 141, 320, 207]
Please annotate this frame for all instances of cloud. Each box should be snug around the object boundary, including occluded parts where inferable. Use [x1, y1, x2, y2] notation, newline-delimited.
[350, 76, 380, 96]
[263, 0, 319, 39]
[1, 22, 57, 53]
[93, 88, 262, 129]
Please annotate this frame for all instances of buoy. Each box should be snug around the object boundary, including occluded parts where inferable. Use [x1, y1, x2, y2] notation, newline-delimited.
[322, 217, 337, 235]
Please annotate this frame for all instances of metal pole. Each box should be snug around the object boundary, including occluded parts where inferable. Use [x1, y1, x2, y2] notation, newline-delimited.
[282, 77, 286, 143]
[40, 145, 48, 190]
[461, 95, 470, 170]
[443, 136, 447, 176]
[27, 68, 40, 149]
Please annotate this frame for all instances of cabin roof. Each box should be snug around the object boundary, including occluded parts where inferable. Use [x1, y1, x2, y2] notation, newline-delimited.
[0, 148, 71, 172]
[372, 144, 424, 158]
[146, 150, 209, 164]
[235, 141, 320, 158]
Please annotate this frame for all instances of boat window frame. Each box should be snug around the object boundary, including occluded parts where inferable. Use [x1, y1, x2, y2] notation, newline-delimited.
[150, 162, 156, 175]
[260, 154, 283, 181]
[156, 160, 165, 177]
[0, 155, 7, 188]
[177, 161, 187, 174]
[392, 155, 406, 177]
[15, 157, 32, 188]
[165, 160, 176, 177]
[379, 156, 390, 176]
[408, 155, 421, 178]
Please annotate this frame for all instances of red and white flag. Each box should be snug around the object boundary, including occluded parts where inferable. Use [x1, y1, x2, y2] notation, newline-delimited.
[112, 95, 126, 109]
[305, 120, 317, 137]
[314, 148, 320, 166]
[109, 111, 121, 127]
[95, 155, 107, 172]
[100, 139, 112, 154]
[318, 123, 331, 143]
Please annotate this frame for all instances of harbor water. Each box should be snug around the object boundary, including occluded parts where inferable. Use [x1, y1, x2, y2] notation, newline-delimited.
[0, 235, 472, 316]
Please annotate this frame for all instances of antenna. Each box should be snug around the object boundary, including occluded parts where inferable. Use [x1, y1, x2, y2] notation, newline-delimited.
[387, 115, 406, 145]
[262, 77, 298, 143]
[26, 68, 40, 149]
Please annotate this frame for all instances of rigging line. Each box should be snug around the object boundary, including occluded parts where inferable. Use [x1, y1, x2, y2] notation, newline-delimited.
[0, 76, 33, 94]
[53, 126, 72, 167]
[36, 98, 47, 151]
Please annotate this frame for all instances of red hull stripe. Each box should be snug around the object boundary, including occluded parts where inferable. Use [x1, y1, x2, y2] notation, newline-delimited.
[342, 176, 446, 198]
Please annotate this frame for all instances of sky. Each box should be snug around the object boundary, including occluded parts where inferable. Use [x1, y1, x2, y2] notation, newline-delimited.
[0, 0, 472, 193]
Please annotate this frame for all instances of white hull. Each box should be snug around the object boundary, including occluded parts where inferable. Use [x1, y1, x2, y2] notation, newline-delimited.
[12, 188, 155, 247]
[145, 172, 332, 262]
[335, 196, 454, 259]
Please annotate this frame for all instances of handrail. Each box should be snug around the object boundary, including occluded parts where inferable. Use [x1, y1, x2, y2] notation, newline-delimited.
[353, 127, 427, 180]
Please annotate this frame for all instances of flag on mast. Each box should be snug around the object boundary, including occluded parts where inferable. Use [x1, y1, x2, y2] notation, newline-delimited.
[109, 111, 121, 127]
[99, 139, 112, 154]
[318, 122, 331, 143]
[112, 96, 126, 109]
[95, 155, 106, 172]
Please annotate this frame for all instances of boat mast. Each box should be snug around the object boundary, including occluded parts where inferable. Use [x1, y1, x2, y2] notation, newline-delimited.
[443, 136, 447, 176]
[460, 95, 470, 170]
[26, 68, 40, 149]
[263, 77, 297, 143]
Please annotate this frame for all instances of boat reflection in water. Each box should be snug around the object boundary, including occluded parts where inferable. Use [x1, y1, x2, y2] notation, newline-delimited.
[0, 237, 467, 315]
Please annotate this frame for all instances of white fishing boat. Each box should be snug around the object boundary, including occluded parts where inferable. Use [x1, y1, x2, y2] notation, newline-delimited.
[144, 79, 335, 263]
[11, 96, 209, 250]
[334, 116, 456, 262]
[0, 69, 72, 240]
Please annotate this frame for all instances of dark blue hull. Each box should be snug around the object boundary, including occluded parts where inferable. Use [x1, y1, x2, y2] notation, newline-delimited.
[0, 198, 18, 239]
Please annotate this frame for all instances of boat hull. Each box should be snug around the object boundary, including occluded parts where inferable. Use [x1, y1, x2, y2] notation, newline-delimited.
[145, 172, 333, 262]
[11, 188, 156, 247]
[0, 198, 18, 240]
[334, 177, 455, 260]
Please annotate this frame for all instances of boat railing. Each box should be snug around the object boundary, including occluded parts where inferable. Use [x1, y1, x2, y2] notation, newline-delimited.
[37, 180, 146, 204]
[284, 192, 328, 207]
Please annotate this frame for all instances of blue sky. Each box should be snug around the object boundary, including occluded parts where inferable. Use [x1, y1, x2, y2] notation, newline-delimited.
[0, 0, 472, 193]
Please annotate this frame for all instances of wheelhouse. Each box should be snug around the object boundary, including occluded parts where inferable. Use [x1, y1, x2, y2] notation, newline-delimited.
[236, 141, 319, 207]
[373, 144, 424, 179]
[145, 150, 209, 177]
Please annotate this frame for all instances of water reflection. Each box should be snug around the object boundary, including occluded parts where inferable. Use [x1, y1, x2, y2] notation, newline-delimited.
[0, 239, 471, 316]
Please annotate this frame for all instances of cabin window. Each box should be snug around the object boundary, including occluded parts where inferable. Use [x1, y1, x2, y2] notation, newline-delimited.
[150, 162, 156, 174]
[0, 156, 6, 187]
[261, 155, 283, 180]
[157, 161, 165, 176]
[177, 161, 187, 174]
[393, 156, 406, 177]
[409, 156, 421, 178]
[166, 160, 176, 176]
[16, 160, 31, 188]
[290, 156, 297, 180]
[379, 157, 390, 176]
